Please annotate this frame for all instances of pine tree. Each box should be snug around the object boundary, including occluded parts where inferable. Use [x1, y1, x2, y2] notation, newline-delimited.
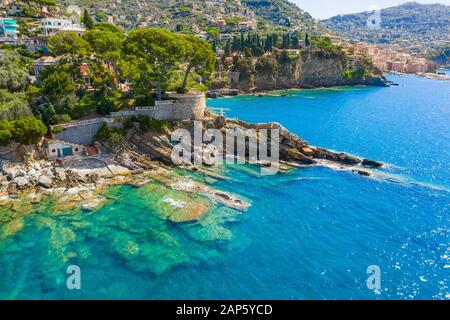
[224, 40, 232, 57]
[305, 33, 310, 47]
[292, 33, 300, 49]
[83, 9, 95, 30]
[232, 36, 239, 52]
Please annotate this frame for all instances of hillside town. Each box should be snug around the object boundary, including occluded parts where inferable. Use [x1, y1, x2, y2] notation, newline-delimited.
[354, 42, 437, 74]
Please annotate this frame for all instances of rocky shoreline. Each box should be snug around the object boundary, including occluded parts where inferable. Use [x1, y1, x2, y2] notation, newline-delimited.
[416, 72, 450, 81]
[207, 77, 392, 98]
[0, 115, 384, 222]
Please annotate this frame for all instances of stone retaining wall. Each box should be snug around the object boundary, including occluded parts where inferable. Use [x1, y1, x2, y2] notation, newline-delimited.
[51, 93, 206, 145]
[110, 93, 205, 121]
[51, 118, 112, 145]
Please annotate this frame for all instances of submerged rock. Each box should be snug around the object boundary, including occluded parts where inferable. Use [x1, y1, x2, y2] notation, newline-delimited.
[81, 198, 103, 212]
[362, 158, 384, 168]
[352, 169, 372, 177]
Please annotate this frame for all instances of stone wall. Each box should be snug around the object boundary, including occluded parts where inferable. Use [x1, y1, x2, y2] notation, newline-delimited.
[153, 93, 205, 121]
[51, 118, 113, 145]
[51, 93, 206, 145]
[110, 93, 206, 121]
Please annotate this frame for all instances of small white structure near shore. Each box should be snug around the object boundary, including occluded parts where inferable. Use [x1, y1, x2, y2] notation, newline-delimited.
[46, 140, 84, 160]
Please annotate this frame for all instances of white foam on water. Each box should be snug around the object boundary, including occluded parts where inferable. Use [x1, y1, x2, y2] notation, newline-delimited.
[162, 197, 187, 209]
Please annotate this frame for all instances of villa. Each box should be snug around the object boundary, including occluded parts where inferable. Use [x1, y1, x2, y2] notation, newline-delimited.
[32, 56, 60, 79]
[0, 18, 18, 41]
[39, 18, 85, 36]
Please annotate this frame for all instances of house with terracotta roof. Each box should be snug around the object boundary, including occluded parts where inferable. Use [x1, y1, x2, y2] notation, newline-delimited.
[32, 56, 60, 79]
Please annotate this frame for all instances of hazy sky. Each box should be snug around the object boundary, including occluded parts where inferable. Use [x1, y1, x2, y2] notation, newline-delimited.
[292, 0, 450, 19]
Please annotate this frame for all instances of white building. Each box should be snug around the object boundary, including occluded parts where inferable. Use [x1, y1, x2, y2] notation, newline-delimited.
[39, 18, 85, 36]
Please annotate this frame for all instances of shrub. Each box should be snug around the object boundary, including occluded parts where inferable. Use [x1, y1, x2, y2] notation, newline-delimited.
[138, 115, 168, 132]
[51, 114, 72, 124]
[11, 116, 47, 145]
[343, 68, 365, 81]
[0, 129, 12, 146]
[95, 123, 123, 140]
[72, 94, 97, 119]
[0, 89, 31, 120]
[0, 119, 13, 146]
[51, 126, 64, 134]
[123, 118, 135, 131]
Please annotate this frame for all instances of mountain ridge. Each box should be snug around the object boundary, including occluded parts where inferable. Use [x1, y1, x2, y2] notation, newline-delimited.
[60, 0, 318, 33]
[324, 2, 450, 48]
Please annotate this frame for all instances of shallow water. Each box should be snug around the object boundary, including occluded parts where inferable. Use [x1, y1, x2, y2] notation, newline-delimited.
[0, 74, 449, 299]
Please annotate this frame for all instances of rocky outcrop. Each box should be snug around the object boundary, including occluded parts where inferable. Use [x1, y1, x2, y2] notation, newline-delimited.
[0, 158, 126, 195]
[214, 48, 390, 95]
[299, 50, 347, 87]
[124, 116, 383, 172]
[0, 115, 384, 198]
[312, 147, 362, 165]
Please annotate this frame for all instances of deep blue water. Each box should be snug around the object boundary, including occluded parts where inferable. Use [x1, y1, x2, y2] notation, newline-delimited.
[0, 74, 448, 299]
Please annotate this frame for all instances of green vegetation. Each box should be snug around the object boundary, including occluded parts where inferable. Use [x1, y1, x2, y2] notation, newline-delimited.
[179, 35, 216, 93]
[0, 50, 30, 92]
[137, 115, 168, 132]
[310, 37, 345, 56]
[95, 123, 125, 147]
[61, 0, 316, 33]
[0, 19, 216, 147]
[83, 8, 95, 30]
[96, 123, 123, 140]
[0, 116, 47, 146]
[429, 46, 450, 66]
[0, 90, 31, 120]
[123, 28, 185, 101]
[221, 31, 305, 60]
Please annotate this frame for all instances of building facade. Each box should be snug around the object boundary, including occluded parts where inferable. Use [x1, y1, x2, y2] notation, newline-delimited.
[39, 18, 85, 36]
[0, 18, 18, 40]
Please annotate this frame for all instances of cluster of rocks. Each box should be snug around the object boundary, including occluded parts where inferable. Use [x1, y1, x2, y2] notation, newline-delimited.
[0, 160, 101, 195]
[0, 115, 385, 198]
[124, 115, 384, 176]
[207, 88, 240, 98]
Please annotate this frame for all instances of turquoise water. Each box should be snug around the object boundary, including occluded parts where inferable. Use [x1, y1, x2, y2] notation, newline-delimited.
[0, 74, 449, 299]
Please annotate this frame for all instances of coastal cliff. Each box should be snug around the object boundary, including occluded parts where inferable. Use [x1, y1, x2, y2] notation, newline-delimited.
[211, 47, 389, 95]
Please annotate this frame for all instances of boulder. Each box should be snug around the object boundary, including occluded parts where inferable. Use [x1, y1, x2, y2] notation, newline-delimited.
[38, 175, 53, 188]
[55, 168, 67, 181]
[281, 146, 316, 164]
[81, 198, 103, 212]
[362, 159, 383, 168]
[213, 116, 227, 129]
[302, 147, 315, 157]
[14, 176, 30, 189]
[87, 173, 100, 183]
[352, 169, 371, 177]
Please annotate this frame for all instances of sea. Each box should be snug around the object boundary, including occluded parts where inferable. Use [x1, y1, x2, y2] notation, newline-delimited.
[0, 73, 448, 300]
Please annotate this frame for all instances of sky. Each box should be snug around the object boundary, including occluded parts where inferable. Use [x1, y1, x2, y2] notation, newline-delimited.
[292, 0, 450, 19]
